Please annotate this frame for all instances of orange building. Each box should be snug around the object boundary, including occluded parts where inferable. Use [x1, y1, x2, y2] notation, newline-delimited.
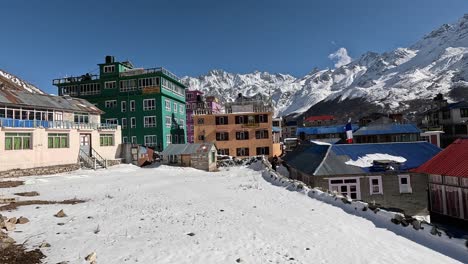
[193, 110, 281, 158]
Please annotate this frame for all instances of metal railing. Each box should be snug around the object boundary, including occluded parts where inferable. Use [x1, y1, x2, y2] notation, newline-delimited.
[119, 67, 181, 81]
[79, 149, 95, 169]
[0, 118, 118, 130]
[92, 148, 107, 168]
[53, 74, 99, 85]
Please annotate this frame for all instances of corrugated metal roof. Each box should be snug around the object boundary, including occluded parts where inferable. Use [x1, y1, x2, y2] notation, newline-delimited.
[296, 124, 359, 136]
[272, 127, 281, 132]
[353, 123, 421, 136]
[315, 142, 441, 176]
[282, 143, 330, 175]
[413, 139, 468, 178]
[0, 89, 102, 114]
[161, 143, 216, 156]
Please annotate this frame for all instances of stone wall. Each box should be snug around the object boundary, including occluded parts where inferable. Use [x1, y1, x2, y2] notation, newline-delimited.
[0, 164, 80, 178]
[106, 159, 122, 167]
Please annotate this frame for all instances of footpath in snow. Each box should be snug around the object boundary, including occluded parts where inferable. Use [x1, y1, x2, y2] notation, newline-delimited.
[0, 163, 466, 264]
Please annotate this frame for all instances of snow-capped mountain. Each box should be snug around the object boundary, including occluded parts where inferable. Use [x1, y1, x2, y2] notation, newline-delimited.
[0, 69, 44, 94]
[183, 14, 468, 117]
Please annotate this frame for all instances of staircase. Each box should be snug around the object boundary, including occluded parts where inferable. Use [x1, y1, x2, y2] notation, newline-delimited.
[79, 148, 107, 170]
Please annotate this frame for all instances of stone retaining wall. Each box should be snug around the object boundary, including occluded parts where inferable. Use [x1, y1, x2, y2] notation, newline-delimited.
[0, 164, 80, 178]
[107, 159, 122, 167]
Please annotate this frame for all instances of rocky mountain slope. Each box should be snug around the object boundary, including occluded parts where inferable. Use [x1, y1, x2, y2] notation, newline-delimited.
[182, 14, 468, 118]
[0, 69, 44, 94]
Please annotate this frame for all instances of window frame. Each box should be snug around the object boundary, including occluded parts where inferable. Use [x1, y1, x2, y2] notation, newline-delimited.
[143, 99, 156, 111]
[131, 117, 136, 128]
[99, 134, 114, 146]
[144, 116, 157, 128]
[130, 100, 136, 112]
[398, 174, 412, 193]
[368, 176, 383, 195]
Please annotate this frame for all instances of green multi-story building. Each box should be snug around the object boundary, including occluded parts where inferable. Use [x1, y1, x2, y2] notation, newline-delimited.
[53, 56, 186, 151]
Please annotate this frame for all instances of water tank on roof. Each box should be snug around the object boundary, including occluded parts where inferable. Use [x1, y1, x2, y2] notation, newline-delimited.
[105, 56, 115, 64]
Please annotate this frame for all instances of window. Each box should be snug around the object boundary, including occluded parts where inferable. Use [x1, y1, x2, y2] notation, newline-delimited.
[74, 113, 89, 123]
[259, 114, 268, 123]
[179, 104, 185, 113]
[173, 102, 178, 112]
[106, 119, 118, 125]
[429, 174, 443, 183]
[121, 118, 127, 129]
[368, 176, 383, 195]
[121, 101, 127, 112]
[166, 134, 171, 146]
[187, 93, 193, 99]
[165, 116, 171, 128]
[187, 104, 191, 110]
[165, 99, 171, 111]
[5, 133, 31, 150]
[216, 116, 228, 125]
[190, 136, 194, 142]
[138, 77, 160, 88]
[104, 81, 116, 89]
[398, 175, 412, 193]
[218, 149, 230, 156]
[255, 130, 269, 139]
[120, 79, 137, 92]
[100, 134, 114, 146]
[190, 125, 194, 131]
[236, 131, 249, 140]
[462, 178, 468, 187]
[328, 177, 361, 200]
[256, 147, 270, 155]
[143, 99, 156, 111]
[429, 184, 444, 214]
[144, 116, 156, 128]
[444, 176, 459, 186]
[130, 100, 136, 112]
[235, 116, 245, 124]
[197, 118, 204, 124]
[460, 108, 468, 118]
[131, 136, 137, 144]
[131, 117, 136, 128]
[445, 186, 461, 218]
[123, 136, 128, 143]
[79, 83, 100, 95]
[103, 65, 115, 73]
[198, 135, 205, 141]
[236, 147, 249, 156]
[144, 135, 157, 147]
[179, 119, 184, 128]
[174, 135, 179, 144]
[216, 132, 229, 141]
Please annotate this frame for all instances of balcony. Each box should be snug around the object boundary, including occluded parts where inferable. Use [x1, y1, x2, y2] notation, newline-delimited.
[119, 67, 181, 82]
[0, 118, 118, 130]
[53, 74, 99, 85]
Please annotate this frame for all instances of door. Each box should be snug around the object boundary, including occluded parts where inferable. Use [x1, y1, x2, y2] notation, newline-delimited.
[329, 177, 361, 200]
[80, 134, 91, 156]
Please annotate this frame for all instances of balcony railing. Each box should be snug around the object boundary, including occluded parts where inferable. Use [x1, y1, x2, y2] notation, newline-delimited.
[0, 118, 118, 130]
[119, 67, 181, 82]
[53, 74, 99, 85]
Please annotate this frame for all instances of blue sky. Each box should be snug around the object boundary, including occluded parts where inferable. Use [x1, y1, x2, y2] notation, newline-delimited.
[1, 0, 468, 94]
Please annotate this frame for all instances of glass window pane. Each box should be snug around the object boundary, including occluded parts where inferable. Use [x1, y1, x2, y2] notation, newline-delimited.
[14, 137, 21, 149]
[5, 137, 12, 150]
[48, 137, 53, 148]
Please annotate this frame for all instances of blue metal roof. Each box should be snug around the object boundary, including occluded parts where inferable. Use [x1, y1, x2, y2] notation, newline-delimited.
[353, 123, 421, 136]
[272, 126, 281, 132]
[296, 124, 359, 136]
[282, 143, 330, 175]
[315, 142, 441, 175]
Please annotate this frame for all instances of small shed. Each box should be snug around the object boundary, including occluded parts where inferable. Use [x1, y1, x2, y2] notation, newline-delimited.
[413, 138, 468, 230]
[161, 143, 217, 171]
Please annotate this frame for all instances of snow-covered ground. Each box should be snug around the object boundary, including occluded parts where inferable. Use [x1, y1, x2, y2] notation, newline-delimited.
[1, 164, 465, 263]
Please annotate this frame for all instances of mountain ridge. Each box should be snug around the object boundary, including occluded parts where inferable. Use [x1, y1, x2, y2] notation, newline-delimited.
[182, 14, 468, 118]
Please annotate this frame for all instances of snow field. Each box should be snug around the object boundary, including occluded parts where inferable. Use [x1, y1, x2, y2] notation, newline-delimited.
[0, 164, 465, 263]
